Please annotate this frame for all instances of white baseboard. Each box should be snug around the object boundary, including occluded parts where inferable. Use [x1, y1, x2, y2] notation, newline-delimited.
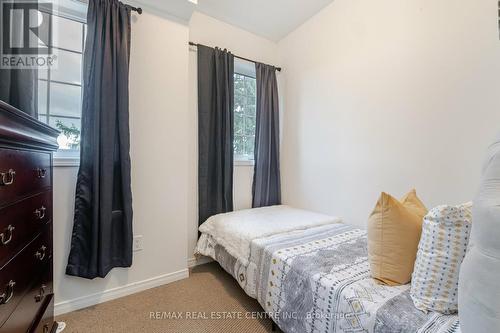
[54, 268, 189, 316]
[187, 256, 213, 268]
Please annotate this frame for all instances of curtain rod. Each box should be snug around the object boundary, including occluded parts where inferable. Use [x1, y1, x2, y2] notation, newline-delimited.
[71, 0, 142, 14]
[125, 4, 142, 14]
[189, 42, 282, 72]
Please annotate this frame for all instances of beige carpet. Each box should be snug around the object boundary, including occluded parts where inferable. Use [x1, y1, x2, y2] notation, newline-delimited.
[57, 263, 281, 333]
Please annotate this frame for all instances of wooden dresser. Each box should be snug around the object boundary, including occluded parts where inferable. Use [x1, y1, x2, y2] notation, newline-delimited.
[0, 101, 59, 333]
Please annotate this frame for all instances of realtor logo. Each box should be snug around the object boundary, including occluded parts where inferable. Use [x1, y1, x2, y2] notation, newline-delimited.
[0, 0, 56, 68]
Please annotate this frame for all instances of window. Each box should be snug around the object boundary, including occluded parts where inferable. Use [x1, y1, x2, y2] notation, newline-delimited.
[38, 14, 86, 152]
[234, 72, 256, 162]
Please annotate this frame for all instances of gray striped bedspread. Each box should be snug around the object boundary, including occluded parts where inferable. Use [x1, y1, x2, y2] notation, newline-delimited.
[196, 223, 460, 333]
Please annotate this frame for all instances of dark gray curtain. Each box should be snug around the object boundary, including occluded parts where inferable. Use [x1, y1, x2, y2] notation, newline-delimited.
[66, 0, 133, 279]
[0, 1, 38, 118]
[0, 70, 37, 117]
[252, 63, 281, 208]
[198, 45, 234, 226]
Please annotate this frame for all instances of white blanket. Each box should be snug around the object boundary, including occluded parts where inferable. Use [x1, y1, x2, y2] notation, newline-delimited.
[197, 205, 342, 266]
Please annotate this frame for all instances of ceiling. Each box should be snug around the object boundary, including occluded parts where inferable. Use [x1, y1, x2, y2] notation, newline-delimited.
[195, 0, 334, 41]
[133, 0, 334, 42]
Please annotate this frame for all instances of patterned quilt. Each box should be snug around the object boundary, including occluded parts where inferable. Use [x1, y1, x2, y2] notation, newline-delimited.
[196, 223, 460, 333]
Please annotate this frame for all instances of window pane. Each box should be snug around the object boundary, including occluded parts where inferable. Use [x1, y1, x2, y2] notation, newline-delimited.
[40, 14, 85, 151]
[39, 69, 48, 80]
[49, 82, 81, 118]
[37, 80, 47, 116]
[51, 15, 83, 52]
[244, 102, 255, 116]
[49, 116, 81, 150]
[244, 136, 255, 156]
[234, 136, 244, 157]
[245, 79, 256, 96]
[235, 94, 245, 113]
[246, 95, 256, 107]
[235, 114, 244, 136]
[240, 136, 248, 156]
[233, 73, 256, 161]
[51, 49, 82, 85]
[244, 116, 255, 136]
[235, 76, 245, 95]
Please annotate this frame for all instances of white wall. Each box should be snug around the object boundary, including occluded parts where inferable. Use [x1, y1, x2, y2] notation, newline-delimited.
[187, 12, 282, 264]
[279, 0, 500, 228]
[53, 11, 190, 314]
[57, 0, 500, 313]
[54, 9, 284, 313]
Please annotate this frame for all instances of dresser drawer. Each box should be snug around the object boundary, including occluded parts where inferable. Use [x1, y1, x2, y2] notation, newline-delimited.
[0, 192, 52, 269]
[0, 264, 53, 333]
[0, 226, 52, 327]
[31, 294, 55, 333]
[0, 149, 51, 208]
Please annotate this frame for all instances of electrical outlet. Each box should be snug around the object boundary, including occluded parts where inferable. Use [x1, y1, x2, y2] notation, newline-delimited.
[133, 235, 143, 252]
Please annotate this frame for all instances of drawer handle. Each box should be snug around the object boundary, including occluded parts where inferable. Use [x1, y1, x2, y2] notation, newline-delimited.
[36, 168, 47, 179]
[34, 206, 47, 220]
[35, 284, 46, 302]
[0, 225, 15, 245]
[0, 280, 16, 305]
[0, 169, 16, 186]
[34, 245, 47, 261]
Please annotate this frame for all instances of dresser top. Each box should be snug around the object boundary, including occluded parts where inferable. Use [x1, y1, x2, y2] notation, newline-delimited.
[0, 100, 60, 151]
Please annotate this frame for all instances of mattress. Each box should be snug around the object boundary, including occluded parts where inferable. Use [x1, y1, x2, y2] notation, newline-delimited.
[198, 205, 342, 266]
[196, 209, 460, 333]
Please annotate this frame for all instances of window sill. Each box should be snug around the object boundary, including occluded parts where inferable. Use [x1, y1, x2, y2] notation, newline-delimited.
[54, 156, 80, 167]
[54, 158, 252, 168]
[234, 160, 254, 167]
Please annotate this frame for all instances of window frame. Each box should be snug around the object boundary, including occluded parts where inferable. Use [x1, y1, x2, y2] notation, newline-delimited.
[37, 8, 86, 166]
[233, 70, 257, 165]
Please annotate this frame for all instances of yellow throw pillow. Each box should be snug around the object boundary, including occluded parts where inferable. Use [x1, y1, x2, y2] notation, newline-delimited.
[368, 189, 427, 285]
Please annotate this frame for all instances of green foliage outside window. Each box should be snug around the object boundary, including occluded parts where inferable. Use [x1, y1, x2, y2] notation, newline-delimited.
[55, 120, 81, 150]
[234, 73, 256, 160]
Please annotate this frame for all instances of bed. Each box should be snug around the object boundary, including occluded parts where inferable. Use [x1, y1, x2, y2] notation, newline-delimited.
[195, 205, 460, 333]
